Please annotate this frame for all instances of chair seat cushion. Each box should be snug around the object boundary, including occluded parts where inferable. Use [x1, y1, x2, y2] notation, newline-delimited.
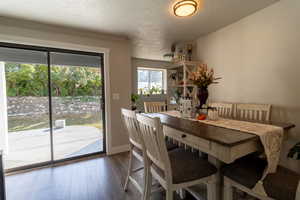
[133, 139, 178, 156]
[222, 154, 300, 200]
[153, 148, 217, 184]
[165, 139, 178, 151]
[132, 146, 143, 156]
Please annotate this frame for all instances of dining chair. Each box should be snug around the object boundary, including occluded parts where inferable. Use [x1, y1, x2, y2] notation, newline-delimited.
[121, 108, 145, 195]
[209, 102, 234, 118]
[136, 114, 218, 200]
[143, 101, 178, 147]
[235, 103, 271, 121]
[222, 154, 300, 200]
[121, 109, 178, 197]
[144, 101, 167, 113]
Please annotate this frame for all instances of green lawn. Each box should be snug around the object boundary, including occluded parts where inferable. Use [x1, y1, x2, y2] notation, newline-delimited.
[8, 112, 103, 132]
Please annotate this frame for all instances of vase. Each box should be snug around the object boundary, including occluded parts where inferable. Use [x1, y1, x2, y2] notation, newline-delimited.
[131, 103, 137, 111]
[197, 87, 208, 109]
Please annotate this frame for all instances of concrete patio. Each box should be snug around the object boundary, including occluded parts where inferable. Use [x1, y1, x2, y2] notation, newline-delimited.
[4, 125, 103, 169]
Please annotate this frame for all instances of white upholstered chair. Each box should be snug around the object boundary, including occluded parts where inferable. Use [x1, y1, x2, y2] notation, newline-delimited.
[235, 103, 271, 121]
[144, 101, 167, 113]
[136, 114, 217, 200]
[209, 102, 234, 118]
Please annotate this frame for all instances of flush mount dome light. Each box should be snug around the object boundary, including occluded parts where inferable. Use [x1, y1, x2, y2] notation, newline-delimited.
[173, 0, 198, 17]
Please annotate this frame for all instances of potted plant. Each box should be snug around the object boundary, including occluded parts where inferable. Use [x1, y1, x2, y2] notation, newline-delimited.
[131, 93, 139, 111]
[189, 64, 221, 109]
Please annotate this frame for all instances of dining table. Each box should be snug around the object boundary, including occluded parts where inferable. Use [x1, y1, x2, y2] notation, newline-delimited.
[145, 111, 295, 200]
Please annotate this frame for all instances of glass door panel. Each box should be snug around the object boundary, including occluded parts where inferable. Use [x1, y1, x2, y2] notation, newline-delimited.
[50, 52, 104, 160]
[0, 47, 51, 169]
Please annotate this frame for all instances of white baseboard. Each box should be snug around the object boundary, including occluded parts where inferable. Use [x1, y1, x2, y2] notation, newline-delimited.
[107, 144, 130, 155]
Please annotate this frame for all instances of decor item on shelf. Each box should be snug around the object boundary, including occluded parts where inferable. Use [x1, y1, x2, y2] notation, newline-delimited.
[131, 93, 139, 110]
[189, 64, 221, 109]
[187, 43, 193, 61]
[170, 88, 182, 104]
[169, 70, 178, 86]
[173, 0, 198, 17]
[163, 43, 176, 59]
[171, 46, 185, 62]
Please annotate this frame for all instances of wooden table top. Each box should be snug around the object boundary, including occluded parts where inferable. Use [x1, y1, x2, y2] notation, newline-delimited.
[144, 113, 295, 147]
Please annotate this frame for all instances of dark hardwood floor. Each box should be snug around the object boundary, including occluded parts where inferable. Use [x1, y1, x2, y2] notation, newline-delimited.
[5, 152, 250, 200]
[5, 153, 195, 200]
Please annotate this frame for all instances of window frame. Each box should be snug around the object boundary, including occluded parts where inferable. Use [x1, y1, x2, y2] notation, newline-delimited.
[137, 67, 167, 95]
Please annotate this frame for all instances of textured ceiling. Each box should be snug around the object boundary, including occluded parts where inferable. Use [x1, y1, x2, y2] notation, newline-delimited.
[0, 0, 278, 60]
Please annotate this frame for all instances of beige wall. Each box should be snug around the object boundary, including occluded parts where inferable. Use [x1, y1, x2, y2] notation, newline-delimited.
[196, 0, 300, 172]
[0, 17, 132, 154]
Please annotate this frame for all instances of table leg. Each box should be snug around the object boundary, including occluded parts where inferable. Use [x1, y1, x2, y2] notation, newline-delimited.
[208, 155, 223, 200]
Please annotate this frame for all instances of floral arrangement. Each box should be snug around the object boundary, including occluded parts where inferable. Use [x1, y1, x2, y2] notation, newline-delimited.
[189, 64, 221, 89]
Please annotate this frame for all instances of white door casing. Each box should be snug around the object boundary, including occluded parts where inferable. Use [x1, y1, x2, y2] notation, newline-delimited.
[0, 62, 9, 153]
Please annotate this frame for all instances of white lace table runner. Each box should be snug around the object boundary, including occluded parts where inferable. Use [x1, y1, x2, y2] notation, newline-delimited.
[162, 110, 284, 196]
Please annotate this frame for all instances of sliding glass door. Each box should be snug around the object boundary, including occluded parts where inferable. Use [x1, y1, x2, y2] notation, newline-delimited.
[50, 52, 104, 160]
[0, 47, 51, 169]
[0, 44, 105, 171]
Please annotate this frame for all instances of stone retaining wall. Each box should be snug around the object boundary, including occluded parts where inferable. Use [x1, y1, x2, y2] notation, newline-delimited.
[7, 96, 101, 116]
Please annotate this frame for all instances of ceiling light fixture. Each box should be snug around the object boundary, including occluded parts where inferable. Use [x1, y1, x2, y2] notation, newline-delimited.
[173, 0, 198, 17]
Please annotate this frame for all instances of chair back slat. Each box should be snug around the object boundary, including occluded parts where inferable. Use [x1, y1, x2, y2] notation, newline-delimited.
[136, 114, 171, 173]
[259, 110, 263, 121]
[144, 102, 166, 113]
[209, 102, 234, 118]
[235, 103, 271, 121]
[121, 108, 142, 149]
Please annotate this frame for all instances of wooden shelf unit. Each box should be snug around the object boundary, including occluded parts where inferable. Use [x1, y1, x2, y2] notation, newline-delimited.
[169, 60, 201, 102]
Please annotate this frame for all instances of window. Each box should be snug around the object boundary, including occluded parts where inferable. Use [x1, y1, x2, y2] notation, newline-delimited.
[137, 68, 166, 95]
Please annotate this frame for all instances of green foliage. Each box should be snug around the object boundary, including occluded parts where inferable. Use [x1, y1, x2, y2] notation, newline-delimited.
[5, 63, 102, 97]
[149, 86, 162, 95]
[138, 85, 163, 95]
[131, 93, 139, 103]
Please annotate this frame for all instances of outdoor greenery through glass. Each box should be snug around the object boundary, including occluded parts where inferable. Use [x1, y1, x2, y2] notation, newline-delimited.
[5, 63, 103, 132]
[5, 63, 102, 97]
[137, 68, 165, 95]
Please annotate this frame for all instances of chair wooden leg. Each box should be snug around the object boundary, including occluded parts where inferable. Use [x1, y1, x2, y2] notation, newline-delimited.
[142, 156, 150, 200]
[208, 156, 223, 200]
[124, 146, 133, 192]
[207, 180, 217, 200]
[179, 189, 186, 199]
[143, 168, 152, 200]
[166, 189, 174, 200]
[224, 178, 233, 200]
